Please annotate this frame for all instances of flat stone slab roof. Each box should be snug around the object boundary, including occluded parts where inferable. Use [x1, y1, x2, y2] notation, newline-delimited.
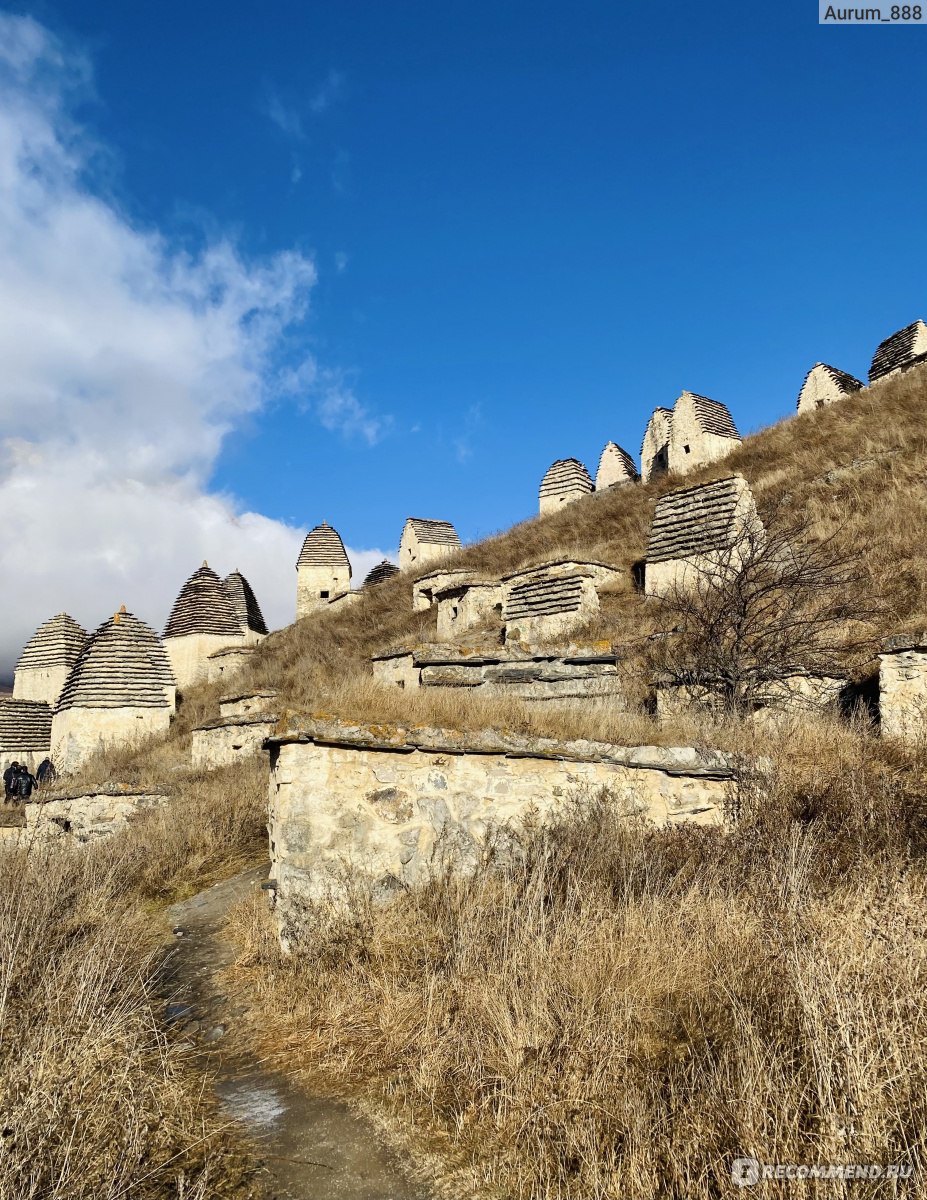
[880, 631, 927, 654]
[264, 714, 734, 778]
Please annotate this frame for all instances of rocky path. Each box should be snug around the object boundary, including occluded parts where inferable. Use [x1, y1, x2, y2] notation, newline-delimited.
[163, 866, 429, 1200]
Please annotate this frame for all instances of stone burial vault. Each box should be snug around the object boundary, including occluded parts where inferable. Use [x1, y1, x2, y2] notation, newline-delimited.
[163, 562, 263, 690]
[796, 363, 863, 414]
[13, 612, 87, 707]
[51, 607, 175, 773]
[501, 559, 620, 644]
[372, 641, 627, 706]
[641, 392, 741, 483]
[262, 715, 735, 934]
[879, 632, 927, 742]
[538, 458, 594, 515]
[434, 579, 503, 640]
[399, 518, 462, 571]
[595, 442, 639, 490]
[869, 320, 927, 384]
[296, 522, 352, 617]
[192, 690, 280, 770]
[412, 568, 474, 612]
[644, 474, 762, 598]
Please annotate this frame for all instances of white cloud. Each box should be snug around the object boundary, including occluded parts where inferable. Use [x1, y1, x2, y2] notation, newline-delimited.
[309, 69, 344, 115]
[0, 14, 385, 677]
[260, 88, 304, 140]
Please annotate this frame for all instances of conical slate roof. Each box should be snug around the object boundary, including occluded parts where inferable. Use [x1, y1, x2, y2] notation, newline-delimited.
[364, 560, 400, 588]
[0, 699, 52, 751]
[297, 523, 352, 572]
[164, 563, 242, 639]
[869, 320, 927, 383]
[57, 609, 172, 711]
[223, 571, 268, 635]
[647, 475, 751, 564]
[682, 393, 740, 440]
[15, 613, 86, 672]
[539, 458, 594, 501]
[117, 610, 175, 691]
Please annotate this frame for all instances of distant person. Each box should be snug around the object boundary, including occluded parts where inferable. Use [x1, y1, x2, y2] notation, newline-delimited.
[36, 758, 57, 787]
[3, 762, 20, 803]
[15, 767, 37, 803]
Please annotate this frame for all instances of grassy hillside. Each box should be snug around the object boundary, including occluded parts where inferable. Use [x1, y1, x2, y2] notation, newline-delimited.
[7, 363, 927, 1199]
[238, 361, 927, 739]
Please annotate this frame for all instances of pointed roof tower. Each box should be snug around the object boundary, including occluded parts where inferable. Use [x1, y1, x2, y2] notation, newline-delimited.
[869, 320, 927, 383]
[15, 613, 87, 673]
[57, 609, 173, 711]
[538, 459, 593, 513]
[223, 570, 269, 636]
[297, 522, 352, 574]
[595, 442, 639, 490]
[164, 563, 242, 639]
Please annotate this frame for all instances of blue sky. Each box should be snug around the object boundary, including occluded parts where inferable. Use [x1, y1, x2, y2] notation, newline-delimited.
[24, 0, 927, 540]
[0, 0, 925, 668]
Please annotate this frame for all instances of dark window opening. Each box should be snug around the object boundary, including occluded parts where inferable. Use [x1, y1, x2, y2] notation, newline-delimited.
[631, 560, 646, 593]
[320, 590, 330, 599]
[683, 444, 690, 454]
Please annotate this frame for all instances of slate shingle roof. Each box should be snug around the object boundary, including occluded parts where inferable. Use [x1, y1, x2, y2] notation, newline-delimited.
[404, 518, 461, 547]
[0, 699, 52, 751]
[797, 363, 864, 409]
[57, 609, 172, 711]
[15, 613, 86, 672]
[869, 320, 927, 383]
[595, 442, 639, 487]
[364, 560, 400, 588]
[647, 476, 748, 564]
[164, 564, 242, 639]
[683, 393, 740, 440]
[223, 571, 268, 635]
[539, 459, 594, 500]
[297, 522, 352, 571]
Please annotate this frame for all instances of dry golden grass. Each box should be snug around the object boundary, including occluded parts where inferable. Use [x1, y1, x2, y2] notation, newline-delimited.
[228, 716, 927, 1199]
[238, 363, 927, 733]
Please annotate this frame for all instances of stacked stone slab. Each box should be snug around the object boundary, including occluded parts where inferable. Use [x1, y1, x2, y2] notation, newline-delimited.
[645, 474, 761, 597]
[372, 643, 627, 705]
[52, 609, 173, 772]
[502, 559, 619, 643]
[163, 563, 245, 690]
[538, 459, 594, 515]
[796, 363, 864, 414]
[399, 518, 461, 570]
[192, 691, 280, 770]
[879, 632, 927, 742]
[0, 699, 52, 773]
[434, 580, 503, 639]
[869, 320, 927, 384]
[640, 408, 673, 483]
[595, 442, 639, 490]
[118, 609, 177, 711]
[364, 560, 401, 588]
[13, 613, 87, 706]
[205, 644, 256, 685]
[223, 570, 269, 640]
[296, 523, 352, 617]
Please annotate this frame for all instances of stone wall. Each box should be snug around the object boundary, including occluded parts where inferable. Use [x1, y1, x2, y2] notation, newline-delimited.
[24, 786, 169, 843]
[265, 717, 734, 936]
[12, 665, 71, 707]
[51, 705, 171, 774]
[297, 563, 351, 618]
[192, 713, 278, 769]
[219, 690, 279, 718]
[667, 392, 741, 477]
[879, 633, 927, 741]
[205, 645, 256, 685]
[435, 581, 503, 640]
[655, 671, 847, 721]
[165, 631, 245, 691]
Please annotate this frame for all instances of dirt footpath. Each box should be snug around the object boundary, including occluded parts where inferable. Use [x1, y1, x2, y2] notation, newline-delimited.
[163, 866, 429, 1200]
